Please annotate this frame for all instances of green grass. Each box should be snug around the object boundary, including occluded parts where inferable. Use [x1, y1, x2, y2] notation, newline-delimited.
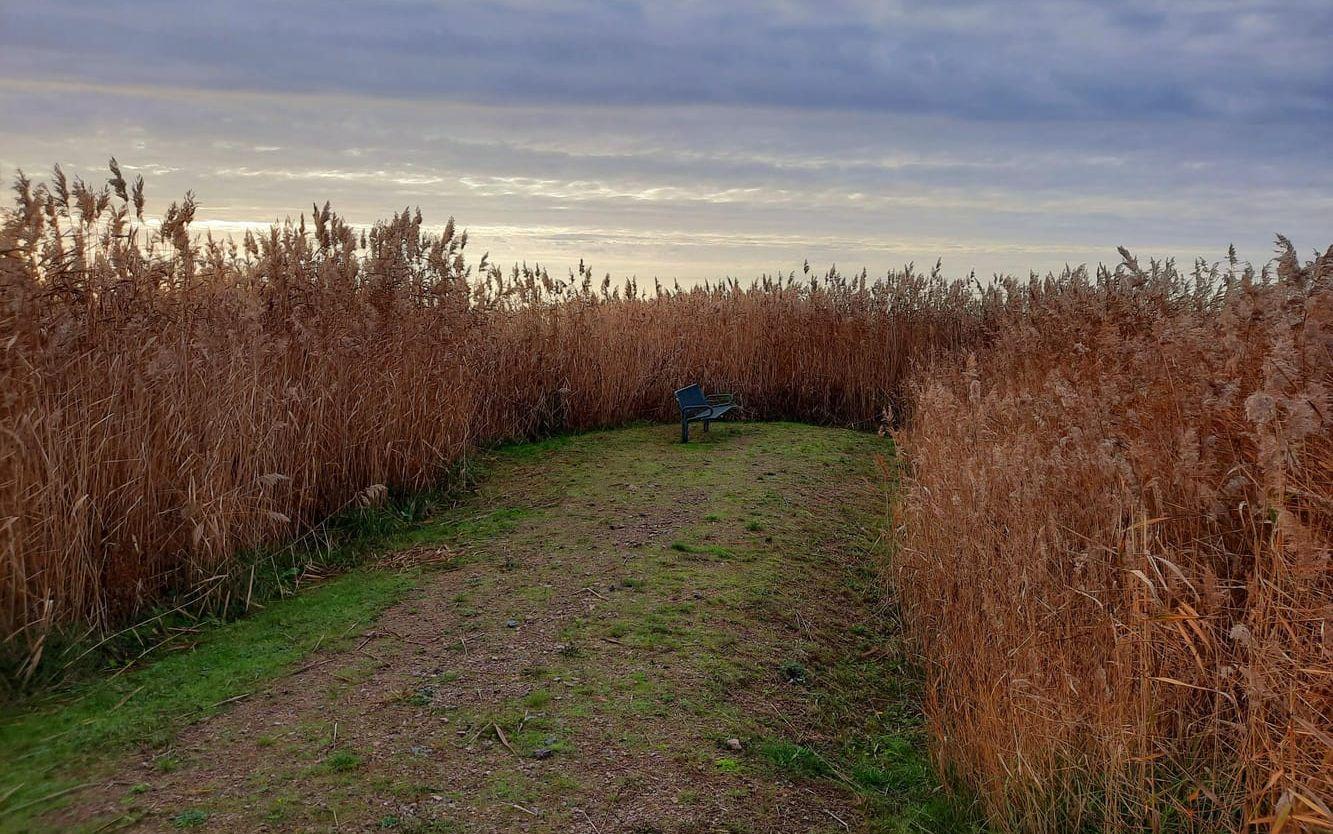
[0, 568, 412, 831]
[324, 750, 363, 773]
[746, 533, 984, 832]
[170, 809, 209, 828]
[0, 452, 546, 830]
[756, 739, 831, 778]
[0, 421, 976, 832]
[669, 540, 735, 559]
[714, 757, 744, 774]
[3, 486, 454, 696]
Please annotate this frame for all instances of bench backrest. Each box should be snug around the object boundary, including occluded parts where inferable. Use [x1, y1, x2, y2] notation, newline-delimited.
[674, 384, 708, 411]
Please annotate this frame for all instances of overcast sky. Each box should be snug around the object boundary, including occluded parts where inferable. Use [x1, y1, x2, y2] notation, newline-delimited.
[2, 0, 1329, 281]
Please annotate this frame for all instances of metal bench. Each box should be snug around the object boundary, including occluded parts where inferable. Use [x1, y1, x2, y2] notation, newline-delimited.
[674, 384, 737, 442]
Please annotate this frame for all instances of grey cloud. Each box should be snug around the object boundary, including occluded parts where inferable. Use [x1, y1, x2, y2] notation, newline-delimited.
[2, 1, 1330, 123]
[0, 1, 1329, 282]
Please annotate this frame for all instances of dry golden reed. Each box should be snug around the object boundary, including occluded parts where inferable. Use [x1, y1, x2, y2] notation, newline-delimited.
[0, 163, 979, 674]
[2, 163, 1328, 833]
[894, 248, 1331, 832]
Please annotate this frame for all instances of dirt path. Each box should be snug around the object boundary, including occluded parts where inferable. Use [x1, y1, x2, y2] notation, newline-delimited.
[45, 423, 948, 834]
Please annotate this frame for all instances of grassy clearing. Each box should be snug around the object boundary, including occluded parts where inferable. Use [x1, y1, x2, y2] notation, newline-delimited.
[5, 422, 975, 832]
[5, 163, 984, 677]
[506, 423, 982, 832]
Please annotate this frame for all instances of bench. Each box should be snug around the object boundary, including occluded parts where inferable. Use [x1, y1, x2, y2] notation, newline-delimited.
[674, 384, 738, 442]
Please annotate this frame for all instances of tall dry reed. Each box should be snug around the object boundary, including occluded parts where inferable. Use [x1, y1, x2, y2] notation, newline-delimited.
[0, 163, 981, 679]
[4, 163, 1327, 832]
[894, 248, 1331, 832]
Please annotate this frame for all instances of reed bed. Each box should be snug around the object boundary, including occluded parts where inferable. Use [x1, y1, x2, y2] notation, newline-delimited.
[894, 248, 1332, 832]
[2, 163, 1327, 831]
[0, 164, 981, 679]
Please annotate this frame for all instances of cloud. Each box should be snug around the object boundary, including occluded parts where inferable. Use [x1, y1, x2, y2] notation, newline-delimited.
[0, 1, 1328, 281]
[2, 1, 1330, 122]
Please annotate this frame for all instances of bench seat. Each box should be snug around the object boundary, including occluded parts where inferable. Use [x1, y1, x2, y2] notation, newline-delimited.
[674, 384, 738, 442]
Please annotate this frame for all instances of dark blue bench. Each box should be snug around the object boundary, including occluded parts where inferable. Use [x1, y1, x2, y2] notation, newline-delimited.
[674, 384, 737, 442]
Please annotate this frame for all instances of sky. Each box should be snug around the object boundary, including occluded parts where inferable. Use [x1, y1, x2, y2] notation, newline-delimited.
[1, 0, 1330, 282]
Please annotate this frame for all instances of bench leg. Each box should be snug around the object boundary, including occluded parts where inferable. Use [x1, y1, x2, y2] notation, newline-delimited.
[681, 418, 689, 443]
[703, 420, 710, 433]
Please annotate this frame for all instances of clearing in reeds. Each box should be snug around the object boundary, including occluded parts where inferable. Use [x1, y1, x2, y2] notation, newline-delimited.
[1, 162, 1329, 832]
[0, 163, 981, 683]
